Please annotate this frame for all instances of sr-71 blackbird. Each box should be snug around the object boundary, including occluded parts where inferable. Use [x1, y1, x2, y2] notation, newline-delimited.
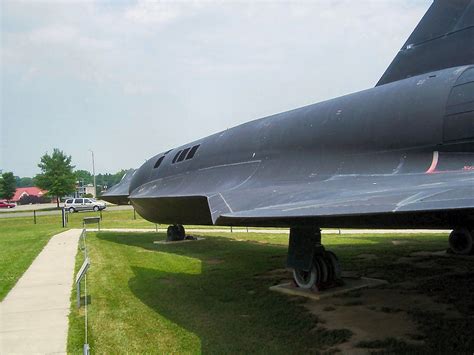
[103, 0, 474, 289]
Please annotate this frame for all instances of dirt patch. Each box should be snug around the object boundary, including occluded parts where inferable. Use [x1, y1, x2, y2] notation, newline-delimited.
[395, 256, 441, 269]
[266, 251, 471, 353]
[396, 252, 470, 274]
[306, 288, 460, 353]
[410, 250, 474, 260]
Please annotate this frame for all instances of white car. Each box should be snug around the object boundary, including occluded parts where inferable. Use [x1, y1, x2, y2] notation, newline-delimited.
[64, 198, 106, 213]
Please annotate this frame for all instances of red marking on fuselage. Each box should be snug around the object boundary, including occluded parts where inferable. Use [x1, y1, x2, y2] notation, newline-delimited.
[425, 151, 439, 174]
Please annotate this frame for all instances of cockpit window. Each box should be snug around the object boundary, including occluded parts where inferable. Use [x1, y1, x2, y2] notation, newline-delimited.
[171, 145, 201, 164]
[172, 150, 182, 163]
[186, 145, 200, 160]
[153, 156, 164, 169]
[177, 148, 190, 162]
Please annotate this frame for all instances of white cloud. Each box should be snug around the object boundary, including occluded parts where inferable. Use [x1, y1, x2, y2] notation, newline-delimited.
[27, 24, 112, 51]
[122, 82, 154, 95]
[124, 0, 182, 26]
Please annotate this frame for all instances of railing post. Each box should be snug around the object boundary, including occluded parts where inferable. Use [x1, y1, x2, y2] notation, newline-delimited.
[61, 208, 67, 228]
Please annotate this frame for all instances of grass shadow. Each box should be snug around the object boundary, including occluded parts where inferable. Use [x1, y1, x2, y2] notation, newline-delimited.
[96, 232, 352, 353]
[92, 231, 474, 353]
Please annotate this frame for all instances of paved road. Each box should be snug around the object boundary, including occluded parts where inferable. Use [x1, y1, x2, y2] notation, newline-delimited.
[0, 203, 58, 212]
[0, 201, 129, 213]
[0, 204, 133, 219]
[0, 229, 82, 354]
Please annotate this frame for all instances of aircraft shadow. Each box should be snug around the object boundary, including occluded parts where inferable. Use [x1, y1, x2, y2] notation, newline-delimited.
[96, 232, 350, 353]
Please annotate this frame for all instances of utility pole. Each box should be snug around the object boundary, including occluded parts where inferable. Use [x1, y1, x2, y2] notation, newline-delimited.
[89, 149, 96, 198]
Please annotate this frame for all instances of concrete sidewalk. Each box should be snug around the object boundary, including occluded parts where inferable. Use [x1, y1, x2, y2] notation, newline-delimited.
[0, 229, 81, 354]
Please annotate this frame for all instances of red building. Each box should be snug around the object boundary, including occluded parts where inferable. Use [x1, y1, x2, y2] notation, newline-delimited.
[11, 187, 48, 204]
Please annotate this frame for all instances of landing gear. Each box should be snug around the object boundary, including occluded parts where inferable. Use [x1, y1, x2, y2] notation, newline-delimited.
[449, 228, 474, 255]
[287, 227, 342, 290]
[167, 224, 186, 241]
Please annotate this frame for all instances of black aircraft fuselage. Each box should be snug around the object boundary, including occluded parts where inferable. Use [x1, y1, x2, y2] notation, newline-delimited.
[124, 65, 474, 228]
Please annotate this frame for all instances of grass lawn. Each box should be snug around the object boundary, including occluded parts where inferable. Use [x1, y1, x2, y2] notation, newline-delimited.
[67, 229, 474, 354]
[0, 208, 258, 230]
[0, 218, 62, 300]
[0, 209, 276, 302]
[0, 209, 156, 229]
[3, 211, 473, 353]
[68, 231, 352, 353]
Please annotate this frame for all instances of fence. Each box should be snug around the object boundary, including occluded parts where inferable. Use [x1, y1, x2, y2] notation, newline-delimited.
[76, 228, 91, 355]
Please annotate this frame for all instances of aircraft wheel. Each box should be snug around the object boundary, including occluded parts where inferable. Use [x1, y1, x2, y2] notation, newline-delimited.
[315, 257, 329, 285]
[325, 250, 342, 281]
[177, 224, 186, 240]
[449, 228, 474, 255]
[293, 254, 332, 289]
[292, 251, 343, 290]
[293, 264, 318, 289]
[167, 224, 185, 241]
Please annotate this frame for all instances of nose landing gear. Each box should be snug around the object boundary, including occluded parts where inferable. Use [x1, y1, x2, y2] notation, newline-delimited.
[167, 224, 186, 241]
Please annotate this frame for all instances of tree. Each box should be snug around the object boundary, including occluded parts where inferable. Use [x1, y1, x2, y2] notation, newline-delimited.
[75, 170, 93, 185]
[17, 177, 34, 187]
[35, 149, 76, 208]
[0, 172, 16, 202]
[96, 169, 130, 189]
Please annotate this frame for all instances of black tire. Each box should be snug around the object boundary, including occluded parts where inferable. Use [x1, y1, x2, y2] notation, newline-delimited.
[449, 228, 474, 255]
[177, 225, 186, 240]
[167, 225, 185, 241]
[325, 250, 342, 281]
[68, 207, 75, 213]
[293, 265, 317, 289]
[93, 206, 99, 212]
[315, 257, 329, 285]
[167, 225, 178, 241]
[323, 253, 334, 282]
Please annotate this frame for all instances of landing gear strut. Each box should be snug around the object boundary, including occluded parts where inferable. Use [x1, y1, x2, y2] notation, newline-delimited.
[287, 227, 342, 290]
[449, 228, 474, 255]
[167, 224, 186, 241]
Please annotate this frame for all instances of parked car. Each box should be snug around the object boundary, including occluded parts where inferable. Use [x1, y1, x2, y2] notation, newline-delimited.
[0, 200, 15, 209]
[64, 198, 106, 213]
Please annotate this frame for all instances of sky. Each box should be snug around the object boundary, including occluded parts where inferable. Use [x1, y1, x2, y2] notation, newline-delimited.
[1, 0, 432, 177]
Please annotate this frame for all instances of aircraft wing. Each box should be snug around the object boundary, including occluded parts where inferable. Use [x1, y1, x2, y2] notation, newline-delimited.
[215, 169, 474, 228]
